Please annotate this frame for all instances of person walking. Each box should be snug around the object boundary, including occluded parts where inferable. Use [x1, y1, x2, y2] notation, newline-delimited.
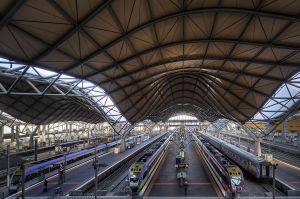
[43, 179, 48, 193]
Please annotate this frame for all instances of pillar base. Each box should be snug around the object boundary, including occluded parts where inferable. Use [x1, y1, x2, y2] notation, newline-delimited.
[254, 138, 262, 157]
[120, 138, 126, 152]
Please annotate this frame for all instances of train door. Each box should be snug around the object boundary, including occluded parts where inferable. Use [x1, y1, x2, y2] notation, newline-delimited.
[261, 165, 267, 178]
[260, 163, 272, 178]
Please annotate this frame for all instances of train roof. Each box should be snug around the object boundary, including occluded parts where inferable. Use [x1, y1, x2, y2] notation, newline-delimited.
[205, 140, 236, 167]
[201, 133, 267, 164]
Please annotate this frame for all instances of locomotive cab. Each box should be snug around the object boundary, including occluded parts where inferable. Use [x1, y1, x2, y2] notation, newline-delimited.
[129, 163, 143, 192]
[226, 166, 244, 193]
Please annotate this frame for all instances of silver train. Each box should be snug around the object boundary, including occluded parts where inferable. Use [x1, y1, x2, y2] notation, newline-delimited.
[200, 133, 273, 180]
[198, 136, 244, 196]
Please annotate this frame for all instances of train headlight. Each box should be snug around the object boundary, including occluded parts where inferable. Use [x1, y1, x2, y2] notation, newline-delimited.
[231, 183, 236, 191]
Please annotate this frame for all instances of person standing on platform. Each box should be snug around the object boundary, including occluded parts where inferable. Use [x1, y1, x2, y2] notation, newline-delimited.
[58, 164, 64, 185]
[43, 179, 48, 192]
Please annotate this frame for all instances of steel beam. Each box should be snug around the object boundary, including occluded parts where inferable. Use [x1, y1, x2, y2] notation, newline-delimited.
[64, 7, 300, 71]
[0, 0, 26, 30]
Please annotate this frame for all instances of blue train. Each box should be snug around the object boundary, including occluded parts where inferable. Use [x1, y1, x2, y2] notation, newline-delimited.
[9, 135, 141, 193]
[200, 133, 273, 180]
[128, 136, 169, 193]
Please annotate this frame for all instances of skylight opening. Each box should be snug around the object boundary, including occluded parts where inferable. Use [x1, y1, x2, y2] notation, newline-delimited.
[168, 114, 198, 121]
[252, 71, 300, 121]
[0, 57, 127, 123]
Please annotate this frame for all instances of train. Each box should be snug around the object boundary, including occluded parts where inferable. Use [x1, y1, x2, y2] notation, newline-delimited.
[194, 135, 244, 196]
[200, 133, 273, 180]
[128, 136, 169, 193]
[9, 134, 142, 193]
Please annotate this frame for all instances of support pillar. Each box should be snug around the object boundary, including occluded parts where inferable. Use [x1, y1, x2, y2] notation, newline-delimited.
[120, 137, 126, 152]
[10, 126, 15, 143]
[0, 124, 4, 144]
[29, 126, 40, 149]
[270, 131, 275, 141]
[47, 125, 50, 146]
[34, 139, 38, 161]
[15, 125, 20, 151]
[41, 125, 46, 145]
[87, 129, 90, 144]
[65, 123, 68, 141]
[281, 121, 286, 141]
[69, 123, 73, 141]
[254, 137, 262, 157]
[164, 124, 168, 132]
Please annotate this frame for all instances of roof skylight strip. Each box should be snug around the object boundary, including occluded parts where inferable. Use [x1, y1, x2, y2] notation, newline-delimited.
[252, 71, 300, 121]
[0, 57, 127, 123]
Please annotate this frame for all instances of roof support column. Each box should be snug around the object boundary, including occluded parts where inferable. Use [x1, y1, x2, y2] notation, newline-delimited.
[29, 125, 40, 149]
[236, 122, 262, 156]
[254, 137, 262, 157]
[120, 137, 126, 153]
[281, 120, 287, 141]
[15, 125, 20, 151]
[65, 122, 69, 141]
[0, 124, 4, 144]
[45, 124, 51, 146]
[10, 126, 15, 143]
[40, 125, 46, 145]
[208, 121, 229, 138]
[164, 123, 169, 132]
[119, 123, 138, 152]
[69, 123, 72, 134]
[235, 122, 256, 140]
[46, 125, 50, 146]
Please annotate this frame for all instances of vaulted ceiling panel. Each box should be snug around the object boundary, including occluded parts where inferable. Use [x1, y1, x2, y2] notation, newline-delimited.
[0, 0, 299, 124]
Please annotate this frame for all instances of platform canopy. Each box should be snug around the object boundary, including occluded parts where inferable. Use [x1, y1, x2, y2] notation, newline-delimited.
[0, 0, 299, 124]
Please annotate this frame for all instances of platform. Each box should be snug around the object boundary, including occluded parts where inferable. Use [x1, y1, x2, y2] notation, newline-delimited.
[147, 135, 218, 197]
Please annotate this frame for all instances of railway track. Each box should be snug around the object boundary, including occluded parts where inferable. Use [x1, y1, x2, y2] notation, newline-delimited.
[242, 176, 284, 197]
[262, 148, 300, 168]
[87, 137, 166, 196]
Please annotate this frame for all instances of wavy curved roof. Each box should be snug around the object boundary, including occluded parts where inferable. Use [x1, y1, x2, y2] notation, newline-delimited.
[0, 74, 105, 124]
[0, 0, 299, 123]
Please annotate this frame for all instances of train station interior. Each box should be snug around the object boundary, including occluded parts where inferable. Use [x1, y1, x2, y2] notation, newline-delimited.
[0, 0, 300, 198]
